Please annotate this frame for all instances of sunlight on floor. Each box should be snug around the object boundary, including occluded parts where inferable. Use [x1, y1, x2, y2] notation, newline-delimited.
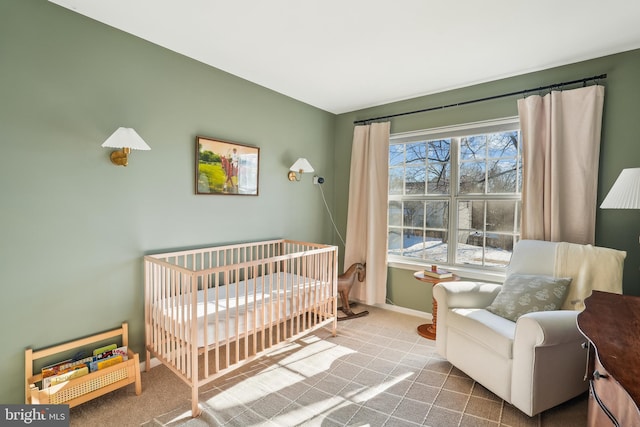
[201, 336, 417, 425]
[204, 338, 356, 408]
[348, 372, 414, 403]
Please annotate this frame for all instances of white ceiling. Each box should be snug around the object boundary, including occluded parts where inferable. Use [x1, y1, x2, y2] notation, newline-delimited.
[49, 0, 640, 114]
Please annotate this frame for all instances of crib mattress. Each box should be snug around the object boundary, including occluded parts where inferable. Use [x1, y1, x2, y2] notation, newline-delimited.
[153, 272, 332, 347]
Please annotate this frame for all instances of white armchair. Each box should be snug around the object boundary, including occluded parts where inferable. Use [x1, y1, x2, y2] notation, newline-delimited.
[433, 240, 626, 416]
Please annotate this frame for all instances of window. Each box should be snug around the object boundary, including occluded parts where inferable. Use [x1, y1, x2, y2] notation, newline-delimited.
[388, 118, 521, 270]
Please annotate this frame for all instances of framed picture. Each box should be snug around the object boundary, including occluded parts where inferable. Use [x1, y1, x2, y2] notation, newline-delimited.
[196, 136, 260, 195]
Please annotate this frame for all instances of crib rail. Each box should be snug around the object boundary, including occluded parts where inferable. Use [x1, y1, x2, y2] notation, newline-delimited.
[144, 239, 338, 416]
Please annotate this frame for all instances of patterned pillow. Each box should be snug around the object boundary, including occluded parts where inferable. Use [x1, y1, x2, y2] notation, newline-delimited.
[486, 274, 572, 322]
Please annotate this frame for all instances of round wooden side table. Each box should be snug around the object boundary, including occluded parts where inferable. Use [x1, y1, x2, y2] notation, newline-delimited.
[413, 271, 460, 340]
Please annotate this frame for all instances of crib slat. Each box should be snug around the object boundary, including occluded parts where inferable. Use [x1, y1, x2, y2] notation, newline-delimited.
[234, 266, 240, 368]
[214, 271, 220, 375]
[224, 269, 230, 371]
[202, 274, 209, 379]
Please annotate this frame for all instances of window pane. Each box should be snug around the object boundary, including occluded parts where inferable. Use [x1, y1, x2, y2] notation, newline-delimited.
[388, 228, 402, 251]
[470, 200, 486, 230]
[458, 200, 485, 265]
[389, 168, 404, 195]
[426, 201, 448, 229]
[403, 229, 424, 256]
[460, 135, 486, 160]
[487, 159, 517, 193]
[485, 235, 515, 267]
[406, 142, 426, 164]
[487, 132, 518, 158]
[389, 144, 404, 166]
[405, 165, 426, 194]
[388, 201, 402, 227]
[459, 161, 485, 194]
[428, 163, 450, 194]
[404, 201, 424, 228]
[457, 201, 473, 232]
[456, 233, 483, 266]
[458, 200, 485, 232]
[486, 201, 516, 232]
[428, 139, 451, 162]
[424, 231, 448, 263]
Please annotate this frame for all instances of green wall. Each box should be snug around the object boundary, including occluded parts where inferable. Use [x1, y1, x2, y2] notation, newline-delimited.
[0, 0, 336, 404]
[335, 50, 640, 312]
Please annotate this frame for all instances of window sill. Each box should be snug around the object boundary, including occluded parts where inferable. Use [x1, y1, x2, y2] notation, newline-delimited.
[387, 260, 505, 283]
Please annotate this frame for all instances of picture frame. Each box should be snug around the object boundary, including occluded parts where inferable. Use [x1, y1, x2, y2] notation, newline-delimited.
[196, 136, 260, 195]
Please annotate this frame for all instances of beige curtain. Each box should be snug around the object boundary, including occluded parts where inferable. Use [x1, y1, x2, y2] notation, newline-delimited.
[344, 122, 390, 305]
[517, 85, 604, 245]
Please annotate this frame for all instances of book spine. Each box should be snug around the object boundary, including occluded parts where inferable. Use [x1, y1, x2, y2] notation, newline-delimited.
[90, 355, 123, 372]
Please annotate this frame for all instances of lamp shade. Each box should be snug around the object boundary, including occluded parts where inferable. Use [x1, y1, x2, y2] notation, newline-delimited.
[600, 168, 640, 209]
[290, 158, 314, 173]
[101, 127, 151, 150]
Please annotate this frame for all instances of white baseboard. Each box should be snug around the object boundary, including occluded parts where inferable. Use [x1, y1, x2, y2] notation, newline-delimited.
[139, 356, 162, 371]
[374, 302, 432, 320]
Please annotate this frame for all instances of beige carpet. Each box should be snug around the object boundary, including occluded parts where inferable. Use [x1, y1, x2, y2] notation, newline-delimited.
[69, 305, 587, 426]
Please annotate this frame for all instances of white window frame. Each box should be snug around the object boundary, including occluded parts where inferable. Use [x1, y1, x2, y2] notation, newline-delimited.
[387, 117, 521, 281]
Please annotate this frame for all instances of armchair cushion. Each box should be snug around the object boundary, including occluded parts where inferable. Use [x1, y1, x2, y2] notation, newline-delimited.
[486, 274, 572, 322]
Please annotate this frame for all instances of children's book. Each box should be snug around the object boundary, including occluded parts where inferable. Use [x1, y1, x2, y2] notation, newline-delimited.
[90, 355, 123, 371]
[44, 365, 89, 388]
[93, 343, 117, 356]
[41, 359, 73, 379]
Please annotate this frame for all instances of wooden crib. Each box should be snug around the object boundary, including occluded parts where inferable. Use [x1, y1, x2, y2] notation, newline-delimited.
[144, 239, 338, 416]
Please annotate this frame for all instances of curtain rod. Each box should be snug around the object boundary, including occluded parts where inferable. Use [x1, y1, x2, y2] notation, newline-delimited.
[353, 73, 607, 125]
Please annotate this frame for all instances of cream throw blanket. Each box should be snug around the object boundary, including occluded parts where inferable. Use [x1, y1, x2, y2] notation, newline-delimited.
[555, 242, 626, 310]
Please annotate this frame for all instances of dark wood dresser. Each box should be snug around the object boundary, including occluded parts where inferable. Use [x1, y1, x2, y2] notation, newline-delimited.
[577, 291, 640, 426]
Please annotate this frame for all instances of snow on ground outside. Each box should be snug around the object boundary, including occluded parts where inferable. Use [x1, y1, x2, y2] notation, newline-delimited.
[389, 238, 513, 267]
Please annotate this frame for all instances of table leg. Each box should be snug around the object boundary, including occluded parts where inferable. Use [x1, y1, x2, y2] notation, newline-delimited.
[417, 296, 438, 340]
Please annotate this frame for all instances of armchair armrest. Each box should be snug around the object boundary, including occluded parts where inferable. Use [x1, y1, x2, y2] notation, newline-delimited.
[511, 310, 588, 416]
[514, 310, 582, 347]
[433, 281, 502, 310]
[433, 281, 502, 358]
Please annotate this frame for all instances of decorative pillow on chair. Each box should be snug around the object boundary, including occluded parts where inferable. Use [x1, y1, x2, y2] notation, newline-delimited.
[486, 274, 572, 322]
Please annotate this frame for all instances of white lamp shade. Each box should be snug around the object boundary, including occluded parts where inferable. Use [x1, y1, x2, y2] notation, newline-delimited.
[101, 127, 151, 151]
[600, 168, 640, 209]
[290, 158, 314, 173]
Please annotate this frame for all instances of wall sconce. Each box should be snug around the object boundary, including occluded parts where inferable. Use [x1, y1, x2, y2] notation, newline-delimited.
[601, 167, 640, 244]
[600, 168, 640, 209]
[101, 127, 151, 166]
[288, 158, 314, 181]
